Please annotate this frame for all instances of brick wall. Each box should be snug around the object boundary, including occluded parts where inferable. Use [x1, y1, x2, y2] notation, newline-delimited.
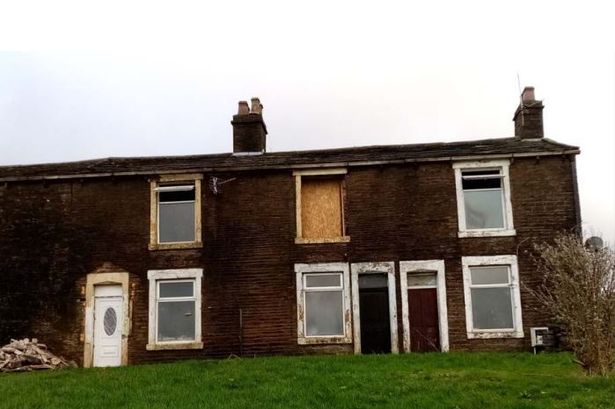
[0, 155, 579, 364]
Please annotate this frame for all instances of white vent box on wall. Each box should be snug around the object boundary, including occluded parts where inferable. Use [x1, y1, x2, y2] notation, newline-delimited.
[530, 327, 550, 353]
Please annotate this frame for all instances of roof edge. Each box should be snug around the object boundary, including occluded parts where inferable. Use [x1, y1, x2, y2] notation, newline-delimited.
[0, 137, 579, 170]
[0, 148, 580, 183]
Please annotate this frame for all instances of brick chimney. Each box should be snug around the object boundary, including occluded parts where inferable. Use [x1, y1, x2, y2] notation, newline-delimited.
[513, 86, 544, 139]
[231, 97, 267, 154]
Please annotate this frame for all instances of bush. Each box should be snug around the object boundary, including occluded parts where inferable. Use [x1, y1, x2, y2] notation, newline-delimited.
[532, 234, 615, 375]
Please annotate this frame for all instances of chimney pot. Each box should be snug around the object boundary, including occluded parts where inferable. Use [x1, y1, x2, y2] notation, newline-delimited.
[237, 101, 250, 115]
[251, 97, 263, 115]
[521, 86, 535, 103]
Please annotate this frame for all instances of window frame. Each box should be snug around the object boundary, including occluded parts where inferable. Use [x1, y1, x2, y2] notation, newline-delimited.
[293, 168, 350, 244]
[453, 160, 515, 238]
[156, 279, 196, 343]
[147, 268, 203, 350]
[295, 262, 352, 344]
[461, 255, 524, 339]
[149, 174, 203, 250]
[304, 273, 344, 337]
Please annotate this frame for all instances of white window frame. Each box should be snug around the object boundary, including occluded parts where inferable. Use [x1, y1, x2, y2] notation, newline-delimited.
[157, 185, 195, 242]
[453, 160, 515, 238]
[149, 174, 203, 251]
[295, 262, 352, 344]
[147, 268, 203, 350]
[350, 262, 398, 354]
[461, 255, 524, 339]
[400, 260, 449, 352]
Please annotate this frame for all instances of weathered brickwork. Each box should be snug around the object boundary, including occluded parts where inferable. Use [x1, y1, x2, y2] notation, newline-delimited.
[0, 155, 579, 365]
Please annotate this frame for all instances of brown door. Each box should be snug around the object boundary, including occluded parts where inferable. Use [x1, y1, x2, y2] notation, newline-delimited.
[359, 274, 391, 353]
[408, 288, 440, 352]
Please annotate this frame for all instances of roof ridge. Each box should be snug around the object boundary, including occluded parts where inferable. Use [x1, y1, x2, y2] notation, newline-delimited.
[254, 137, 522, 156]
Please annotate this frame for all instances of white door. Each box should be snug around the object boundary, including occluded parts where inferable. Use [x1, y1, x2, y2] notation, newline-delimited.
[93, 285, 123, 367]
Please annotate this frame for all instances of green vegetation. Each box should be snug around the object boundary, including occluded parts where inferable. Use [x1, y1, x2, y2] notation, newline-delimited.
[0, 353, 613, 408]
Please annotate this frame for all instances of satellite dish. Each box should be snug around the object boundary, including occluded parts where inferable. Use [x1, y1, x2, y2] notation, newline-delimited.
[585, 236, 604, 251]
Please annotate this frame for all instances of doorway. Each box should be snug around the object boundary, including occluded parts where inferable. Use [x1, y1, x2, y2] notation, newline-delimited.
[407, 274, 440, 352]
[359, 274, 391, 353]
[400, 260, 449, 353]
[93, 285, 123, 367]
[350, 262, 398, 354]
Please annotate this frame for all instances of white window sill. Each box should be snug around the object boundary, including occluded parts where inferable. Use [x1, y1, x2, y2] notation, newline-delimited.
[467, 330, 524, 339]
[298, 336, 352, 345]
[146, 341, 204, 351]
[458, 229, 516, 238]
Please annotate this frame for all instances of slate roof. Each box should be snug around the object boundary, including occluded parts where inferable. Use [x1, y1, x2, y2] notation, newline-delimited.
[0, 137, 579, 181]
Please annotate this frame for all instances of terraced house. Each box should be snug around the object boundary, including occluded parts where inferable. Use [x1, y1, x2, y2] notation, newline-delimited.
[0, 87, 580, 367]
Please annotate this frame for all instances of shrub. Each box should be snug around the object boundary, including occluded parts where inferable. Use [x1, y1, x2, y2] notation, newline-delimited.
[531, 234, 615, 375]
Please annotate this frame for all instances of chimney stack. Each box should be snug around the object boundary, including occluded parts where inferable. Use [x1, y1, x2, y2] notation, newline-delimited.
[513, 86, 544, 139]
[231, 97, 267, 154]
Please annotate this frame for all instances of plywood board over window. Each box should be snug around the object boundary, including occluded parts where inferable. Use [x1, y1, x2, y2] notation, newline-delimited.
[302, 178, 343, 238]
[294, 169, 350, 244]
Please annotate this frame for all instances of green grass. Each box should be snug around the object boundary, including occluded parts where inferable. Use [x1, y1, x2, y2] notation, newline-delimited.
[0, 353, 613, 408]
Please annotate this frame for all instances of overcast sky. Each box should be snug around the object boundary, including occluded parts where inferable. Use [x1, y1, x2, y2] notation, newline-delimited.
[0, 1, 613, 244]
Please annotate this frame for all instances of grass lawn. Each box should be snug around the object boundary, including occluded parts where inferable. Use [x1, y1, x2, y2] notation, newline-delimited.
[0, 352, 613, 408]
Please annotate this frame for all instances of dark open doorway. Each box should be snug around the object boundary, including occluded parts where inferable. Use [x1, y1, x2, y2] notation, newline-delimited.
[359, 274, 391, 354]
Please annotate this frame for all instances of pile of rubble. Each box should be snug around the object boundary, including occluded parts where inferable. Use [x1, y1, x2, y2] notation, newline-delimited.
[0, 338, 75, 373]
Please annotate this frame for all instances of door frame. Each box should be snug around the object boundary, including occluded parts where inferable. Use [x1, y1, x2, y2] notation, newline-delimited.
[84, 270, 130, 368]
[400, 260, 449, 352]
[350, 262, 398, 354]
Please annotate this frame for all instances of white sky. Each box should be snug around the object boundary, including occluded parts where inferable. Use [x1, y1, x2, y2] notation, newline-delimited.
[0, 0, 614, 244]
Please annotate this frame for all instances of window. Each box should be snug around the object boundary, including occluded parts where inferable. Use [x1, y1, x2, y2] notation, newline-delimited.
[294, 169, 349, 244]
[159, 186, 195, 242]
[305, 273, 344, 336]
[295, 262, 352, 344]
[461, 255, 523, 339]
[147, 269, 203, 350]
[149, 174, 202, 250]
[453, 160, 515, 237]
[406, 272, 437, 288]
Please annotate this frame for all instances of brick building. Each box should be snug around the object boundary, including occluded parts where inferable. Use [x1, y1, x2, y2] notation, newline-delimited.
[0, 87, 580, 367]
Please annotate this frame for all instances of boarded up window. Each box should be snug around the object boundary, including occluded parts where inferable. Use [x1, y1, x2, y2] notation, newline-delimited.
[300, 178, 344, 239]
